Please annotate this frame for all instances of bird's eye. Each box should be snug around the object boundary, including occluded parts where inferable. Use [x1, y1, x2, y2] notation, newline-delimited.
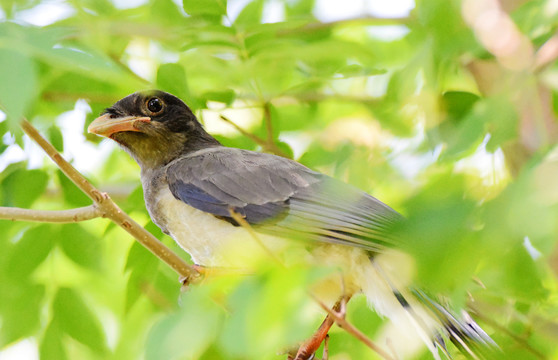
[146, 97, 164, 114]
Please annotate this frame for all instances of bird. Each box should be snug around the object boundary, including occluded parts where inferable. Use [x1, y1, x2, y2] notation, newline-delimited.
[88, 90, 496, 359]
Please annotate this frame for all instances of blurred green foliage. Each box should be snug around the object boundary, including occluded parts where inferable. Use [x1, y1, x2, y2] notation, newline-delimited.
[1, 0, 558, 359]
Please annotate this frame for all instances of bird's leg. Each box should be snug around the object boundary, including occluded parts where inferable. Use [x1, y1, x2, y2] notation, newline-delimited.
[293, 295, 351, 360]
[322, 334, 329, 360]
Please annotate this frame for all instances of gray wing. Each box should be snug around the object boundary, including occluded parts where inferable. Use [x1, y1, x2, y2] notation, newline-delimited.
[166, 147, 403, 253]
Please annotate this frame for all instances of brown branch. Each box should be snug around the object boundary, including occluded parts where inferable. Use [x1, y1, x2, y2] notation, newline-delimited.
[311, 295, 395, 360]
[219, 114, 290, 158]
[534, 33, 558, 73]
[20, 120, 200, 284]
[0, 205, 103, 223]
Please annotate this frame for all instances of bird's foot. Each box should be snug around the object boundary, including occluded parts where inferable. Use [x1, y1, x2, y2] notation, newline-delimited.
[179, 264, 253, 290]
[178, 264, 206, 291]
[291, 297, 348, 360]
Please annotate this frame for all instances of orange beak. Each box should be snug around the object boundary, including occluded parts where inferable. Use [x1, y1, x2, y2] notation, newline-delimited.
[87, 114, 151, 137]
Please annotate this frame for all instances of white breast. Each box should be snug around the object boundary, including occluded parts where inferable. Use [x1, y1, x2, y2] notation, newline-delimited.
[153, 187, 289, 267]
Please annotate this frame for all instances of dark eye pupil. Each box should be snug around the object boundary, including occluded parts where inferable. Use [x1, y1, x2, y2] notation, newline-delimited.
[147, 98, 162, 113]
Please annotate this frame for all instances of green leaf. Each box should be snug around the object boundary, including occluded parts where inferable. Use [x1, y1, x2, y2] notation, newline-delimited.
[39, 320, 67, 360]
[442, 91, 480, 121]
[56, 170, 91, 207]
[1, 168, 48, 208]
[234, 0, 263, 27]
[59, 224, 102, 270]
[124, 240, 159, 311]
[6, 225, 56, 280]
[219, 266, 321, 357]
[48, 125, 64, 152]
[146, 287, 223, 360]
[334, 63, 386, 78]
[0, 49, 37, 130]
[53, 288, 107, 354]
[201, 89, 236, 105]
[0, 282, 45, 346]
[499, 242, 547, 301]
[156, 63, 202, 109]
[183, 0, 227, 17]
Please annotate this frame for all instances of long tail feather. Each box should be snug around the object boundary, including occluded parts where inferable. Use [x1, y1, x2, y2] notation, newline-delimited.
[365, 255, 498, 359]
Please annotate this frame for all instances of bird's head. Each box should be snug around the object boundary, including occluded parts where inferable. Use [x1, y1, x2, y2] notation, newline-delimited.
[88, 90, 220, 169]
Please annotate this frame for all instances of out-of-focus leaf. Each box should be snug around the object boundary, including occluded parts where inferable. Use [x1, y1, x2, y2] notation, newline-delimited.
[59, 224, 102, 270]
[234, 0, 263, 27]
[219, 266, 322, 357]
[124, 240, 159, 311]
[6, 225, 55, 280]
[56, 170, 91, 207]
[201, 89, 236, 106]
[156, 63, 203, 109]
[440, 107, 485, 161]
[0, 49, 37, 130]
[499, 242, 547, 301]
[1, 168, 48, 208]
[334, 63, 386, 78]
[47, 125, 64, 152]
[39, 320, 67, 360]
[401, 174, 479, 292]
[285, 0, 315, 18]
[145, 286, 223, 360]
[0, 282, 45, 346]
[183, 0, 226, 17]
[442, 91, 480, 121]
[53, 288, 107, 354]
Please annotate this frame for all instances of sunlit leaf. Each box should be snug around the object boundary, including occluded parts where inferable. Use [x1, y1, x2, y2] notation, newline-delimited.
[59, 224, 102, 270]
[0, 49, 37, 130]
[6, 225, 55, 280]
[183, 0, 226, 17]
[39, 320, 67, 360]
[146, 287, 224, 360]
[0, 282, 45, 346]
[1, 168, 48, 208]
[53, 288, 108, 354]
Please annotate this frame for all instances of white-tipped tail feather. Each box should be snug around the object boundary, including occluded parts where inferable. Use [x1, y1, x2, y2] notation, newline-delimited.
[361, 252, 497, 359]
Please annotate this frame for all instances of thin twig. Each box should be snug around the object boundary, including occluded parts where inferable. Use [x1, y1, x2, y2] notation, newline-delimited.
[228, 208, 285, 266]
[0, 205, 103, 223]
[322, 334, 329, 360]
[469, 305, 546, 360]
[219, 114, 290, 158]
[20, 120, 200, 283]
[534, 32, 558, 73]
[311, 294, 395, 360]
[263, 102, 274, 144]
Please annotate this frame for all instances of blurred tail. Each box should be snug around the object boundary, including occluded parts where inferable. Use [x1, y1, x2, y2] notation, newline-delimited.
[413, 289, 498, 359]
[363, 255, 498, 359]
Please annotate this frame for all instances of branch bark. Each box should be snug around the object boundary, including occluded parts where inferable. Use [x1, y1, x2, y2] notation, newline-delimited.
[20, 120, 200, 283]
[312, 295, 395, 360]
[0, 205, 103, 223]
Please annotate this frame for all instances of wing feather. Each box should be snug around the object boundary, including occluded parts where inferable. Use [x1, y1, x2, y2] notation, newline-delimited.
[166, 147, 402, 252]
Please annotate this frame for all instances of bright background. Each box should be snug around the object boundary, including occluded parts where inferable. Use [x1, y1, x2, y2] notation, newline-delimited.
[1, 0, 558, 359]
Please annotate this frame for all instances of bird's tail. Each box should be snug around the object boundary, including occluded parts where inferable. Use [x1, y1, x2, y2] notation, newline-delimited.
[362, 253, 498, 359]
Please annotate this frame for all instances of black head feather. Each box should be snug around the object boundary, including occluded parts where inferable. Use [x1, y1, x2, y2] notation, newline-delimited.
[100, 90, 221, 169]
